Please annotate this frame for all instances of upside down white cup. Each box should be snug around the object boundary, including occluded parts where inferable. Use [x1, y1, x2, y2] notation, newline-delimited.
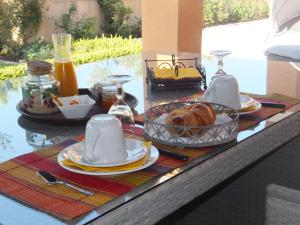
[202, 74, 241, 110]
[83, 114, 127, 164]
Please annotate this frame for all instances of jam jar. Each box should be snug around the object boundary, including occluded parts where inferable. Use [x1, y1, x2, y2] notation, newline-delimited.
[22, 61, 60, 114]
[101, 85, 117, 113]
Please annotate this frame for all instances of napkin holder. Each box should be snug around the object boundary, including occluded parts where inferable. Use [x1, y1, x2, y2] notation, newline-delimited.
[145, 54, 207, 91]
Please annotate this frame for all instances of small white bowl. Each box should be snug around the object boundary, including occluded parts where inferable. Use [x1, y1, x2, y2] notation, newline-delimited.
[56, 95, 95, 119]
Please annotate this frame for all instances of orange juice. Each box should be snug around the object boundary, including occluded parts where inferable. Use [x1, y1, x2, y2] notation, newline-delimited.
[54, 61, 78, 97]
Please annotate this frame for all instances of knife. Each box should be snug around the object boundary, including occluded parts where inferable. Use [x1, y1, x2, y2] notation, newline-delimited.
[158, 148, 188, 161]
[260, 102, 286, 108]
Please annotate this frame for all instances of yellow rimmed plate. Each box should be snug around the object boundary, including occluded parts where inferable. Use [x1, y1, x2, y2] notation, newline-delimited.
[57, 144, 159, 176]
[63, 138, 148, 168]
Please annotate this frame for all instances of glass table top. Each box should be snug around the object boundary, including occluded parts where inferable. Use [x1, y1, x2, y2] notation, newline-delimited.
[0, 51, 300, 224]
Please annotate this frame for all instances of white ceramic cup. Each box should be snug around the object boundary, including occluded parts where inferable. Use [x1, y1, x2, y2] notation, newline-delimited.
[83, 114, 127, 164]
[202, 74, 241, 110]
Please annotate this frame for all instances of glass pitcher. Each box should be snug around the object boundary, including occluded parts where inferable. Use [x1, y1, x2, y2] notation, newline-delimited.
[52, 33, 78, 97]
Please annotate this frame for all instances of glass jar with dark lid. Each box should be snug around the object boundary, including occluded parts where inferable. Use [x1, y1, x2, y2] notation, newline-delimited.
[22, 61, 60, 114]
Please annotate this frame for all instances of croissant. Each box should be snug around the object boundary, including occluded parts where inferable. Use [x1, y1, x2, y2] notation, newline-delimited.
[165, 103, 216, 137]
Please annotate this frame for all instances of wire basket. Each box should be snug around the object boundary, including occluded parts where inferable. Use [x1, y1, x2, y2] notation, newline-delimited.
[145, 54, 207, 91]
[144, 102, 239, 147]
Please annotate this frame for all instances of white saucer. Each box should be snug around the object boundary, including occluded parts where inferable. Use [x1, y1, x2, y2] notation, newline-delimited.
[238, 95, 262, 115]
[239, 100, 262, 115]
[57, 144, 159, 176]
[198, 94, 255, 109]
[192, 94, 261, 115]
[63, 138, 148, 168]
[240, 95, 255, 108]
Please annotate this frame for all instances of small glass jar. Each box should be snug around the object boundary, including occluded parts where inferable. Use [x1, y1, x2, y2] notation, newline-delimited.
[22, 61, 60, 114]
[101, 85, 117, 113]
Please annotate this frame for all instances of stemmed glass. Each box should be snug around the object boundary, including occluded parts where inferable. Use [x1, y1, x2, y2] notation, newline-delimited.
[107, 74, 134, 124]
[105, 59, 135, 134]
[204, 49, 241, 110]
[210, 50, 232, 77]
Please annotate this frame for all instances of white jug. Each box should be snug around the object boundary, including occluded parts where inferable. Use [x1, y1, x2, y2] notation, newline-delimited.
[203, 74, 241, 110]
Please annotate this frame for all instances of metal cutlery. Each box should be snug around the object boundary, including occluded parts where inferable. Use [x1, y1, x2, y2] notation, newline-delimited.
[157, 148, 188, 161]
[260, 102, 286, 108]
[37, 170, 94, 196]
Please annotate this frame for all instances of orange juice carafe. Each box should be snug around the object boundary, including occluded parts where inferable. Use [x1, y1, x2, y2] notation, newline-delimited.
[52, 33, 78, 97]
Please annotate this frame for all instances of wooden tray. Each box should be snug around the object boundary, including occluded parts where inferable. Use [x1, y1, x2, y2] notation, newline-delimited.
[16, 89, 138, 126]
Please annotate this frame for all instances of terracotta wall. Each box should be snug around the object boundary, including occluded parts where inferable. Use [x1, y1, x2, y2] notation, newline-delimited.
[31, 0, 141, 41]
[142, 0, 204, 53]
[32, 0, 99, 41]
[123, 0, 141, 18]
[142, 0, 179, 52]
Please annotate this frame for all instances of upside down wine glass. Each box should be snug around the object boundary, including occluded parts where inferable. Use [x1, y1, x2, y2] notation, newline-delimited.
[204, 49, 241, 110]
[210, 50, 232, 78]
[107, 74, 135, 136]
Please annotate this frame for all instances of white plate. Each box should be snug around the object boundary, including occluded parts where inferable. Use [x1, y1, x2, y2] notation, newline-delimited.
[240, 95, 255, 108]
[63, 139, 148, 167]
[198, 94, 255, 110]
[198, 94, 260, 115]
[57, 145, 159, 176]
[239, 100, 262, 115]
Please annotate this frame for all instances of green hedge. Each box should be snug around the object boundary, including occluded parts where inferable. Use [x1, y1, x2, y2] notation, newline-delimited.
[0, 64, 25, 80]
[72, 36, 142, 64]
[0, 36, 142, 80]
[204, 0, 269, 26]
